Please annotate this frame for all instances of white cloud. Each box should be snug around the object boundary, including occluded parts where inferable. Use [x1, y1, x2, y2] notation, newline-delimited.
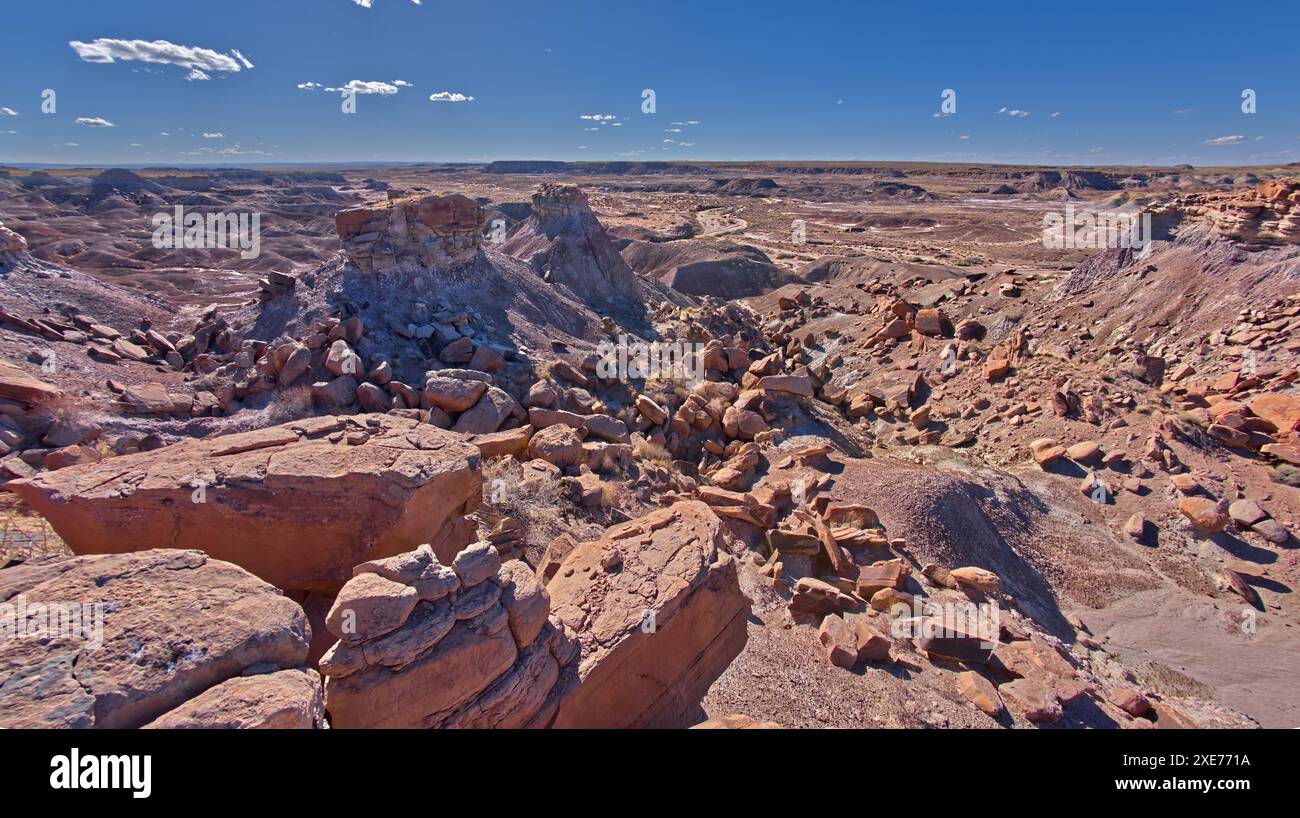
[584, 127, 600, 131]
[353, 1, 423, 7]
[75, 116, 115, 127]
[202, 132, 224, 138]
[1203, 134, 1246, 146]
[664, 128, 681, 133]
[69, 38, 253, 77]
[1089, 146, 1105, 153]
[580, 114, 615, 121]
[327, 80, 400, 95]
[686, 120, 700, 125]
[0, 107, 16, 116]
[186, 69, 210, 81]
[611, 122, 623, 127]
[63, 142, 78, 147]
[296, 82, 322, 90]
[129, 143, 143, 147]
[394, 80, 412, 87]
[959, 134, 970, 140]
[997, 107, 1030, 117]
[680, 142, 695, 147]
[662, 138, 675, 144]
[429, 91, 473, 102]
[1050, 111, 1061, 118]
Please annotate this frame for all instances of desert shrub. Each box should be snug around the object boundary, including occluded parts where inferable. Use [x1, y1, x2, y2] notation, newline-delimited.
[633, 437, 672, 465]
[480, 456, 574, 553]
[218, 385, 314, 434]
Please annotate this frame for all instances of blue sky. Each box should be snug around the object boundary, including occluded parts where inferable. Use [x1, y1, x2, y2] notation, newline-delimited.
[0, 0, 1297, 166]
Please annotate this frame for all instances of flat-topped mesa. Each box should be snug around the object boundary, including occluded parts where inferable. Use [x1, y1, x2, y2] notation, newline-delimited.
[335, 193, 484, 273]
[1149, 178, 1300, 245]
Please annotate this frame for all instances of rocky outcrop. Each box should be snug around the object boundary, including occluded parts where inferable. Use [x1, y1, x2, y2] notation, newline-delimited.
[0, 219, 27, 256]
[9, 414, 482, 591]
[320, 543, 578, 728]
[1150, 179, 1300, 245]
[318, 502, 747, 729]
[546, 500, 750, 728]
[0, 549, 312, 729]
[335, 193, 484, 273]
[501, 184, 641, 308]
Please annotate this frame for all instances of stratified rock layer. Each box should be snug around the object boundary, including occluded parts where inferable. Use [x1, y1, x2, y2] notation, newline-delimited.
[321, 542, 576, 728]
[336, 192, 484, 273]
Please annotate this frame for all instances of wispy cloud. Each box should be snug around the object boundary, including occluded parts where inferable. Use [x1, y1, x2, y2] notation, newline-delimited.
[1203, 134, 1246, 146]
[69, 38, 253, 77]
[429, 91, 474, 102]
[202, 131, 224, 138]
[997, 107, 1030, 117]
[75, 116, 115, 128]
[0, 107, 16, 116]
[325, 80, 402, 95]
[580, 114, 616, 121]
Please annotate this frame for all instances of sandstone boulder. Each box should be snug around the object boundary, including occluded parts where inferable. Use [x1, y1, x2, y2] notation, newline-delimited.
[0, 549, 309, 729]
[527, 423, 584, 468]
[9, 415, 482, 590]
[0, 362, 64, 405]
[548, 501, 750, 728]
[143, 669, 324, 729]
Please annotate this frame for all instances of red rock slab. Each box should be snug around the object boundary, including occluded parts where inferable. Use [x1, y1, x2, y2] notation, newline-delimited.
[143, 669, 324, 729]
[0, 549, 309, 729]
[0, 362, 63, 405]
[9, 414, 482, 592]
